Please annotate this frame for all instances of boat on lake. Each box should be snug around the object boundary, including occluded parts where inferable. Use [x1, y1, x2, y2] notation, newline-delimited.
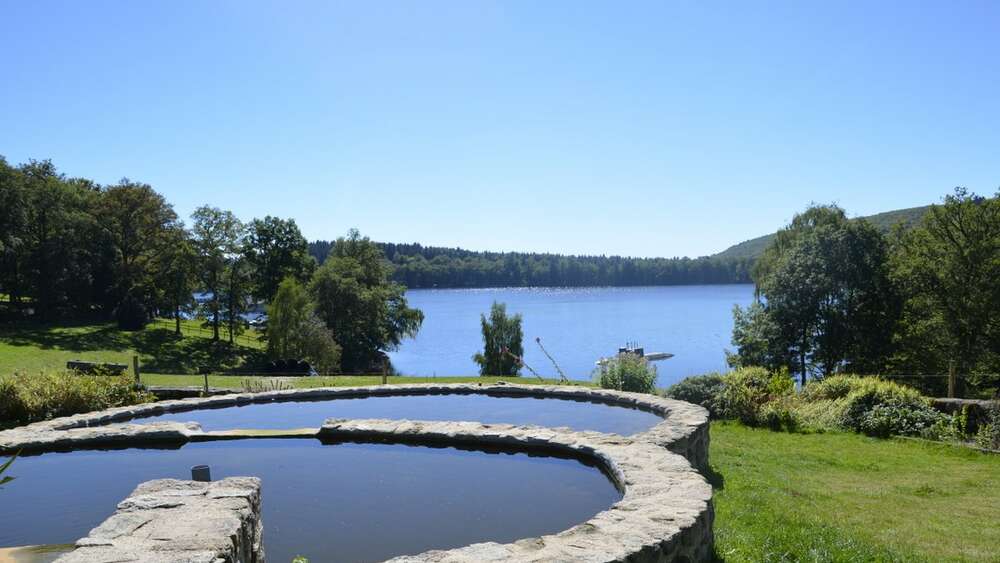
[596, 342, 674, 366]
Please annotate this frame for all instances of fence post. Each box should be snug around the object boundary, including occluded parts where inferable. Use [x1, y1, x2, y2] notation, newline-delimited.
[133, 355, 141, 386]
[947, 360, 956, 399]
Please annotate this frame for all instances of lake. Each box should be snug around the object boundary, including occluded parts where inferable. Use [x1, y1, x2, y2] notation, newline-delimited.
[389, 284, 755, 388]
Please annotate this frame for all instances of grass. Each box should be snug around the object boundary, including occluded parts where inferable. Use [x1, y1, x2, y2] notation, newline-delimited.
[0, 319, 265, 376]
[711, 421, 1000, 562]
[0, 320, 588, 389]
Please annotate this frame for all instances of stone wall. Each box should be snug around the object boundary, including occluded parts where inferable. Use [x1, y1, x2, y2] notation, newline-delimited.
[322, 418, 714, 562]
[0, 383, 711, 470]
[0, 384, 716, 561]
[56, 477, 264, 563]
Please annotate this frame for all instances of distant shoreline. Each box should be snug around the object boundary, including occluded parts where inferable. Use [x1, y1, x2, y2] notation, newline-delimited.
[403, 282, 756, 290]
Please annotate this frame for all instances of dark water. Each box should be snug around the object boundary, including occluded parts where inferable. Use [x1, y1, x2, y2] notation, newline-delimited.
[389, 285, 755, 387]
[132, 394, 663, 434]
[0, 439, 619, 562]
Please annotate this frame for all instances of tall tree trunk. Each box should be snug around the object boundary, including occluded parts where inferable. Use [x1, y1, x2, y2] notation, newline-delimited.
[800, 328, 808, 387]
[174, 301, 181, 336]
[227, 276, 236, 345]
[212, 305, 220, 341]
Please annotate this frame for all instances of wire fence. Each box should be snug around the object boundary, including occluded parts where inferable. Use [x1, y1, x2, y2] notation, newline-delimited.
[880, 373, 999, 399]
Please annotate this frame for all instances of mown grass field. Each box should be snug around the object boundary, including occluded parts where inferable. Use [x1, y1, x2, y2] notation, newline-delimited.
[711, 421, 1000, 562]
[0, 319, 264, 376]
[0, 320, 583, 389]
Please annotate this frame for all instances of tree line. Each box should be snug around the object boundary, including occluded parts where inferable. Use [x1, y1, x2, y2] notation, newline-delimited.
[0, 157, 421, 372]
[729, 188, 1000, 392]
[309, 241, 754, 288]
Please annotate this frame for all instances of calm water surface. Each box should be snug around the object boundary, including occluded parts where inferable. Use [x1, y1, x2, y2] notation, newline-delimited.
[390, 285, 754, 387]
[0, 440, 619, 562]
[133, 394, 664, 434]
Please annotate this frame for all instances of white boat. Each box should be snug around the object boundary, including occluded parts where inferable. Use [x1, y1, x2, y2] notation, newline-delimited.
[596, 343, 674, 366]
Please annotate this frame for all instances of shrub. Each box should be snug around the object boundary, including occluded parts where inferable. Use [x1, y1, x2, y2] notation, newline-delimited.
[760, 395, 801, 431]
[919, 416, 961, 442]
[975, 405, 1000, 450]
[0, 370, 154, 428]
[594, 353, 657, 394]
[854, 403, 947, 437]
[718, 366, 794, 426]
[801, 375, 861, 402]
[664, 373, 725, 417]
[839, 378, 945, 437]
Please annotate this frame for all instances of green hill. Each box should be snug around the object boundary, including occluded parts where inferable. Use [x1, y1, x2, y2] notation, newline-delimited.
[712, 204, 932, 261]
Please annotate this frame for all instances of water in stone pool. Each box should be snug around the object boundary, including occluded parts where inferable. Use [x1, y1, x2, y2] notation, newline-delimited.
[131, 393, 665, 434]
[389, 285, 754, 387]
[0, 439, 620, 562]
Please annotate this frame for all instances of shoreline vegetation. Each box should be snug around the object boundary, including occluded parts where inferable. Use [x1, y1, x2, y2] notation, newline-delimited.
[304, 205, 931, 290]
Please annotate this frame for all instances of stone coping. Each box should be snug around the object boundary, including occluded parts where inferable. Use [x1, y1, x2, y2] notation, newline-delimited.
[323, 418, 713, 561]
[55, 477, 263, 563]
[38, 420, 712, 562]
[0, 383, 709, 468]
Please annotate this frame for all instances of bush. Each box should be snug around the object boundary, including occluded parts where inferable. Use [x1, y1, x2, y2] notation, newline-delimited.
[839, 378, 945, 437]
[594, 353, 657, 394]
[718, 366, 794, 426]
[0, 370, 154, 428]
[801, 375, 861, 402]
[975, 405, 1000, 450]
[760, 395, 801, 431]
[664, 373, 725, 417]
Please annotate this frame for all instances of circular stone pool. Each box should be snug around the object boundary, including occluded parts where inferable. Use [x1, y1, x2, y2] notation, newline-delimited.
[19, 384, 710, 470]
[0, 385, 714, 561]
[124, 392, 664, 434]
[0, 438, 620, 562]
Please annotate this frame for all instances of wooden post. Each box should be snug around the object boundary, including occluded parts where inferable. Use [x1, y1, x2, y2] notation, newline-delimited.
[132, 355, 141, 386]
[203, 372, 209, 396]
[948, 360, 956, 399]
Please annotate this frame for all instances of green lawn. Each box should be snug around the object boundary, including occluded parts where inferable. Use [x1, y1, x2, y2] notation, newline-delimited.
[711, 421, 1000, 562]
[0, 321, 586, 389]
[0, 319, 265, 376]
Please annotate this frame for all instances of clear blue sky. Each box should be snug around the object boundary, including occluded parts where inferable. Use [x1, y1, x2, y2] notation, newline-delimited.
[2, 1, 997, 258]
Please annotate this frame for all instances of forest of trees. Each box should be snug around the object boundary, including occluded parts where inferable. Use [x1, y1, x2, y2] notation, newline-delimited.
[309, 241, 754, 288]
[0, 157, 421, 372]
[729, 189, 1000, 391]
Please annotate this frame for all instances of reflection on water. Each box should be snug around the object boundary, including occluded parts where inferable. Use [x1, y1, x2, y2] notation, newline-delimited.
[0, 439, 620, 562]
[130, 393, 664, 434]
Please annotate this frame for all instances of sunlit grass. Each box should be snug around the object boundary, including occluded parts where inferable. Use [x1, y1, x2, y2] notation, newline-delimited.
[0, 319, 264, 376]
[711, 421, 1000, 562]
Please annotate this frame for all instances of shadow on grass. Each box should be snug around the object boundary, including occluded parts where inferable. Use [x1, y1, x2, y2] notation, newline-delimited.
[704, 462, 725, 490]
[135, 329, 266, 373]
[0, 321, 266, 374]
[0, 321, 131, 353]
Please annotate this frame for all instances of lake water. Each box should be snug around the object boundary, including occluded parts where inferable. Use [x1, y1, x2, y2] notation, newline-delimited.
[0, 440, 619, 562]
[389, 285, 755, 388]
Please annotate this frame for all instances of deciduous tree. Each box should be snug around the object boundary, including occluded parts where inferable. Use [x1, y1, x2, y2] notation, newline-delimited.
[244, 216, 314, 303]
[891, 188, 1000, 381]
[472, 301, 523, 376]
[190, 206, 244, 341]
[310, 230, 423, 371]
